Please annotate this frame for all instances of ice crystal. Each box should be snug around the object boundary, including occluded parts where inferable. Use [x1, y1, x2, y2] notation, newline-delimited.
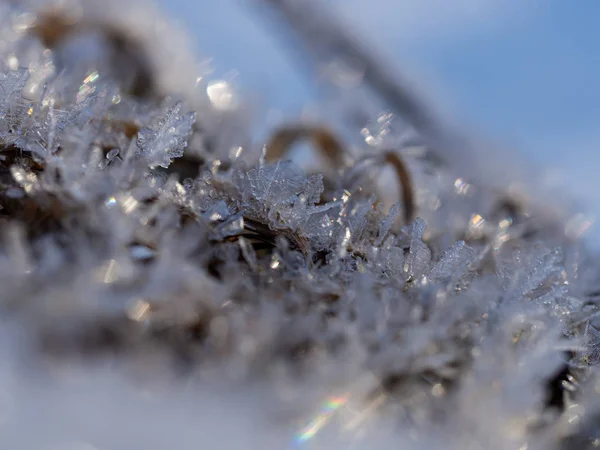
[0, 68, 29, 142]
[375, 202, 401, 246]
[404, 217, 432, 281]
[137, 101, 197, 168]
[428, 240, 476, 285]
[582, 324, 600, 365]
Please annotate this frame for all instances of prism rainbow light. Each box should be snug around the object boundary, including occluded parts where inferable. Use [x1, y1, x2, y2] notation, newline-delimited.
[294, 395, 349, 445]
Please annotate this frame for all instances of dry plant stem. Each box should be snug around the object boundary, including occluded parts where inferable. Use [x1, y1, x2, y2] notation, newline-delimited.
[32, 11, 156, 98]
[265, 125, 416, 224]
[382, 150, 416, 224]
[260, 0, 444, 149]
[265, 124, 346, 168]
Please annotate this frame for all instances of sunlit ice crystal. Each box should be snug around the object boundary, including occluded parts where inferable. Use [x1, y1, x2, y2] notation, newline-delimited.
[375, 202, 400, 246]
[237, 160, 322, 204]
[136, 100, 197, 168]
[213, 213, 245, 239]
[428, 240, 476, 285]
[234, 160, 325, 232]
[0, 68, 30, 141]
[404, 217, 432, 281]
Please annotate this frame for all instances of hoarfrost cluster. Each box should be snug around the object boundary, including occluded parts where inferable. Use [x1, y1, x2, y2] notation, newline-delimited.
[0, 0, 598, 449]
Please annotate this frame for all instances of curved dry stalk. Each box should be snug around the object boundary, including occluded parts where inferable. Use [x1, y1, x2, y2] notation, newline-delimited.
[381, 150, 416, 224]
[31, 9, 156, 98]
[259, 0, 442, 147]
[265, 124, 347, 169]
[342, 150, 416, 225]
[265, 125, 415, 224]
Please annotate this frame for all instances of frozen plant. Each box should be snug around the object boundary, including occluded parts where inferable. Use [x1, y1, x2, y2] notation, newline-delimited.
[0, 0, 598, 449]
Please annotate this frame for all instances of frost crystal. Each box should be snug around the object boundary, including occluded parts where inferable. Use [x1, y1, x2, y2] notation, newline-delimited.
[0, 69, 29, 142]
[428, 240, 476, 284]
[582, 324, 600, 365]
[375, 202, 401, 246]
[404, 217, 432, 280]
[137, 101, 197, 168]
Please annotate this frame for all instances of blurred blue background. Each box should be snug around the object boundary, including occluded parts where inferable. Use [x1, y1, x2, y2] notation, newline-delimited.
[162, 0, 600, 226]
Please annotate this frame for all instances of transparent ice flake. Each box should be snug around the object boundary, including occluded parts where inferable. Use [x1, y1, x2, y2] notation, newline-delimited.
[235, 161, 325, 234]
[583, 323, 600, 365]
[203, 200, 232, 222]
[375, 203, 401, 246]
[404, 217, 431, 280]
[213, 213, 245, 238]
[428, 241, 476, 284]
[304, 212, 337, 251]
[238, 237, 258, 270]
[136, 101, 197, 168]
[0, 68, 30, 139]
[241, 161, 308, 204]
[518, 247, 564, 297]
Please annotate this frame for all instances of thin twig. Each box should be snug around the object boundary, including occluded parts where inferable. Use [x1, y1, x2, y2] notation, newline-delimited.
[259, 0, 444, 147]
[265, 124, 346, 169]
[382, 151, 415, 224]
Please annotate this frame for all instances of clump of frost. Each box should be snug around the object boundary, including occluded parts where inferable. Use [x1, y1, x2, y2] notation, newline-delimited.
[0, 0, 599, 449]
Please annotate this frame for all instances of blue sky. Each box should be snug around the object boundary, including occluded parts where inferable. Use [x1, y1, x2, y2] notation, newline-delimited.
[161, 0, 600, 221]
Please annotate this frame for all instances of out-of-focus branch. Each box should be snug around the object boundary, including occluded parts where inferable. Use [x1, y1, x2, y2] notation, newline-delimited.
[255, 0, 542, 200]
[257, 0, 446, 148]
